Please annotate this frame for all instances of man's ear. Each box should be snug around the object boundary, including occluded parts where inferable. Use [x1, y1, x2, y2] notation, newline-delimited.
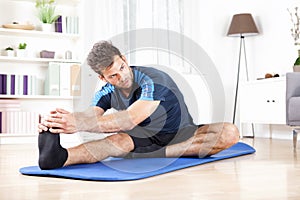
[98, 75, 106, 82]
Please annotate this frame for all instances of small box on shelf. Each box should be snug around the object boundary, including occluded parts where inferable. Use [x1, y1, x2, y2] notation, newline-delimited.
[40, 50, 55, 58]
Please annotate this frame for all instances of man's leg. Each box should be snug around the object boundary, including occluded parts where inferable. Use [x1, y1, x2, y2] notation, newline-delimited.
[165, 122, 240, 158]
[38, 130, 134, 169]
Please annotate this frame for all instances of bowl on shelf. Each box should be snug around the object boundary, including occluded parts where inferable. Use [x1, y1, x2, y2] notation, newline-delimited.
[40, 50, 55, 58]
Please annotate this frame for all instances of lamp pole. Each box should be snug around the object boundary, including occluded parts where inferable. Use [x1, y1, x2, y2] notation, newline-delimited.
[232, 35, 244, 124]
[232, 34, 255, 137]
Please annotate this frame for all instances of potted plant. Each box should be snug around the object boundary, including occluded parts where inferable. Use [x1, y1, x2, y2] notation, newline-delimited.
[294, 54, 300, 72]
[35, 0, 60, 32]
[16, 43, 27, 57]
[288, 7, 300, 72]
[4, 47, 14, 57]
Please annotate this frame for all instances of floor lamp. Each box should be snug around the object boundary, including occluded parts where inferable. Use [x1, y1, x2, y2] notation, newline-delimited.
[227, 13, 259, 136]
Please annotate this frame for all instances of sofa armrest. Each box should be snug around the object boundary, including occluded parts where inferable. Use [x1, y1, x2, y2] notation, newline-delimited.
[286, 72, 300, 99]
[287, 97, 300, 125]
[286, 72, 300, 125]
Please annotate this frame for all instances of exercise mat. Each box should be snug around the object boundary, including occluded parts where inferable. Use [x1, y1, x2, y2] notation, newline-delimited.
[19, 142, 255, 181]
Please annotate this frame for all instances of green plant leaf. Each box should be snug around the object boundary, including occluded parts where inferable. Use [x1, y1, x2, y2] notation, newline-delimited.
[5, 47, 14, 51]
[35, 0, 59, 24]
[294, 57, 300, 65]
[18, 43, 27, 49]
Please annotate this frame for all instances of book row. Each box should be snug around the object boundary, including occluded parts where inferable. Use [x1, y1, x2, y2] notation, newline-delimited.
[0, 74, 38, 96]
[55, 15, 79, 34]
[45, 62, 81, 96]
[0, 111, 39, 134]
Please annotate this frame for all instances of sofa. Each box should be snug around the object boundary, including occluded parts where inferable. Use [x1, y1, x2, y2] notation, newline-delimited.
[286, 72, 300, 148]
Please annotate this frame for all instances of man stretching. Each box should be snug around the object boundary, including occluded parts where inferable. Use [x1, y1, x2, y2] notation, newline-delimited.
[38, 40, 239, 169]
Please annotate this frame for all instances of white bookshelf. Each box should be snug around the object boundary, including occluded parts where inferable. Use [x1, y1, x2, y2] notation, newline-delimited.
[0, 0, 83, 143]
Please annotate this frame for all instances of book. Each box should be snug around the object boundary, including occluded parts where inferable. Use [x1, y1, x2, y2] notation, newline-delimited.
[0, 74, 3, 94]
[58, 62, 81, 96]
[10, 74, 15, 95]
[23, 75, 28, 95]
[70, 64, 81, 96]
[0, 111, 6, 134]
[0, 112, 2, 133]
[31, 75, 37, 95]
[27, 75, 32, 95]
[62, 15, 67, 33]
[17, 74, 24, 95]
[2, 74, 7, 95]
[74, 16, 79, 34]
[66, 16, 71, 34]
[0, 74, 8, 95]
[59, 63, 71, 96]
[14, 74, 19, 96]
[55, 15, 63, 33]
[6, 74, 11, 95]
[45, 62, 60, 96]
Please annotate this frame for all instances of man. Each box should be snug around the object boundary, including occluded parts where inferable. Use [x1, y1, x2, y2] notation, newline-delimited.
[38, 40, 239, 170]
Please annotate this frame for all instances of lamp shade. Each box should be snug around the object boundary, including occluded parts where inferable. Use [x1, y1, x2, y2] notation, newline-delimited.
[227, 13, 259, 37]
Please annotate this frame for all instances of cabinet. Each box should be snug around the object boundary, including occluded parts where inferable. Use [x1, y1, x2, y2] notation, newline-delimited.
[240, 77, 286, 136]
[0, 0, 83, 144]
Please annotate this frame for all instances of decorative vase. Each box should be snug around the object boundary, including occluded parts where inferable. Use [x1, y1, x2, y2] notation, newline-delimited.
[5, 50, 14, 57]
[293, 65, 300, 72]
[16, 49, 27, 57]
[41, 23, 52, 32]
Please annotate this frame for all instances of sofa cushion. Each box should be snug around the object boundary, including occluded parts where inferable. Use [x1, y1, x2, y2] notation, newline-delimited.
[288, 96, 300, 125]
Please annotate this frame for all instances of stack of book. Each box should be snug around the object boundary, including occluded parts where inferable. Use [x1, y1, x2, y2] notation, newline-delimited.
[55, 15, 79, 34]
[0, 74, 37, 96]
[44, 62, 81, 96]
[0, 100, 39, 134]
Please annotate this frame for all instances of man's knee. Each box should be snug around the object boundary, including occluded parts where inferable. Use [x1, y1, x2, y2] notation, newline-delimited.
[105, 133, 134, 154]
[222, 122, 240, 145]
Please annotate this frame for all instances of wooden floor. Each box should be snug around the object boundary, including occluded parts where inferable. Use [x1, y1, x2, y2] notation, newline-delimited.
[1, 138, 300, 200]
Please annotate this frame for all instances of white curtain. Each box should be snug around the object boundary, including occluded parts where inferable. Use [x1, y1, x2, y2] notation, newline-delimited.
[83, 0, 189, 72]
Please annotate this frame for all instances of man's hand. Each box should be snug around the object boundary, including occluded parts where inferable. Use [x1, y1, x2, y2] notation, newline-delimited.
[38, 110, 56, 132]
[38, 108, 77, 134]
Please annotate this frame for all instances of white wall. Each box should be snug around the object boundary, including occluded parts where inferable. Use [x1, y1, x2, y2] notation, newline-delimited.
[180, 0, 299, 139]
[81, 0, 300, 139]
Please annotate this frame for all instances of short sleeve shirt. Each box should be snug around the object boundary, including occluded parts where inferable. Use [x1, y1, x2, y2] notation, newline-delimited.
[91, 66, 195, 134]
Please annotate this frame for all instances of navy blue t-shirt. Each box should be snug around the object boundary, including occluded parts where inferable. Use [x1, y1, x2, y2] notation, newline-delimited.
[91, 66, 195, 134]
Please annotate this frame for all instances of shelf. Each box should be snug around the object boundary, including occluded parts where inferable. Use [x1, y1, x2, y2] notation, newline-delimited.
[0, 56, 81, 64]
[11, 0, 80, 6]
[0, 95, 74, 100]
[0, 28, 80, 40]
[0, 134, 35, 137]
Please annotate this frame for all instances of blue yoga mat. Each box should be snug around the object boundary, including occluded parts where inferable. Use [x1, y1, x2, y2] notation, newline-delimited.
[19, 142, 255, 181]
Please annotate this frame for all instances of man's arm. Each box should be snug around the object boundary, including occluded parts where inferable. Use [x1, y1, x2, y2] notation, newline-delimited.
[94, 100, 160, 132]
[48, 100, 160, 134]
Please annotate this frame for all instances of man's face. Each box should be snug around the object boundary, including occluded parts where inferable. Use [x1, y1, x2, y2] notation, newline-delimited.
[100, 55, 134, 91]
